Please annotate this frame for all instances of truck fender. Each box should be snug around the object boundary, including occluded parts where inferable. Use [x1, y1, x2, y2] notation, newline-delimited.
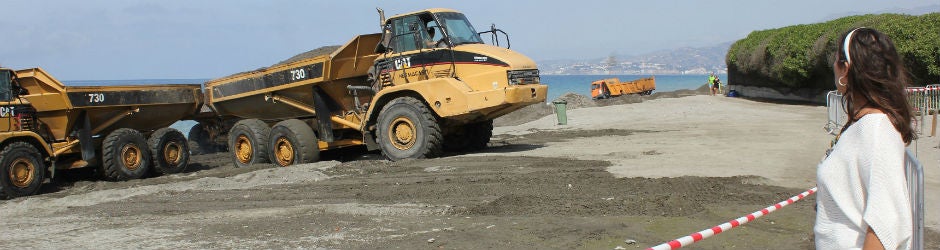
[364, 78, 472, 129]
[0, 132, 54, 159]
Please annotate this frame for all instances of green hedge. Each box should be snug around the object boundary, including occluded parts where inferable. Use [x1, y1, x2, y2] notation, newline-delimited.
[727, 13, 940, 88]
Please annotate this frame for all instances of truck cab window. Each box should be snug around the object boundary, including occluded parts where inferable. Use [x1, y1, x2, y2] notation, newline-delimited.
[435, 12, 483, 46]
[0, 70, 11, 102]
[390, 15, 422, 52]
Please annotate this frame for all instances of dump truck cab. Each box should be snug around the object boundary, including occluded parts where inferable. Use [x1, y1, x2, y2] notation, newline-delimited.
[591, 80, 610, 99]
[369, 8, 544, 123]
[361, 8, 546, 160]
[0, 68, 41, 146]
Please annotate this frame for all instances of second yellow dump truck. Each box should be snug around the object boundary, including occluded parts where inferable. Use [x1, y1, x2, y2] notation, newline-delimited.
[0, 67, 201, 198]
[590, 76, 656, 99]
[194, 8, 547, 166]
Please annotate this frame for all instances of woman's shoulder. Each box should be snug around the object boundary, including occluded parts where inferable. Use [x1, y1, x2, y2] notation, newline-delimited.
[853, 113, 892, 130]
[848, 113, 904, 145]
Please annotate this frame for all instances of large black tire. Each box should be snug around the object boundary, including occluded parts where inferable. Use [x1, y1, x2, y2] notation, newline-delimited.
[443, 120, 493, 152]
[0, 141, 46, 199]
[465, 120, 493, 151]
[188, 123, 225, 155]
[443, 131, 470, 152]
[101, 128, 151, 181]
[268, 119, 319, 167]
[228, 119, 271, 168]
[148, 128, 190, 175]
[376, 97, 442, 161]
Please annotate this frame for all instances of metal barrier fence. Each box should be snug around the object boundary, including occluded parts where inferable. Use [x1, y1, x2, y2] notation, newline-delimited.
[907, 85, 940, 113]
[828, 86, 940, 136]
[906, 149, 925, 250]
[825, 91, 846, 135]
[907, 85, 940, 136]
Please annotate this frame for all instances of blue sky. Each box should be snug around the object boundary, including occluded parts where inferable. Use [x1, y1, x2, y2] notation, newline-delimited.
[0, 0, 936, 80]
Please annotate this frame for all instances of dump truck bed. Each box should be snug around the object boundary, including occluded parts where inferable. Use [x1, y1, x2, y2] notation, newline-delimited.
[206, 34, 381, 119]
[64, 84, 203, 133]
[14, 68, 203, 140]
[591, 76, 656, 98]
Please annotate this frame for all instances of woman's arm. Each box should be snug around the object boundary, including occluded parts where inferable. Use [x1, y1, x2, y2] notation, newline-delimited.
[862, 227, 885, 250]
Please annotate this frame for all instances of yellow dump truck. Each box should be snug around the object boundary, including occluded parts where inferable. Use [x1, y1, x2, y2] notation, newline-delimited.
[590, 76, 656, 99]
[0, 67, 202, 198]
[195, 8, 547, 166]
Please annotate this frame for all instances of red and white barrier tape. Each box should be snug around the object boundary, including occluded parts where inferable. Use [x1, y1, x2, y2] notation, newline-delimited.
[647, 187, 817, 250]
[906, 86, 940, 92]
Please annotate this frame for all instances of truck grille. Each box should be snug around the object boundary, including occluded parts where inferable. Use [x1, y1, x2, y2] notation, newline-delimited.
[16, 113, 33, 131]
[507, 69, 540, 85]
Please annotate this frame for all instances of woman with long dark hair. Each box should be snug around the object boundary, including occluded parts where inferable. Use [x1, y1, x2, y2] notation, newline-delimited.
[815, 27, 915, 249]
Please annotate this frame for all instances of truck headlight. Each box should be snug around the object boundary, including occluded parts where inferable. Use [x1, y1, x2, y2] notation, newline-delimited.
[507, 69, 540, 85]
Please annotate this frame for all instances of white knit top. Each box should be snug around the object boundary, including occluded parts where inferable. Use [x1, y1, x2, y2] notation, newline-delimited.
[815, 114, 912, 249]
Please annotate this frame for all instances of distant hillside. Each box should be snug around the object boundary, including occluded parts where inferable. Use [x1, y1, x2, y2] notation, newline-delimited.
[632, 42, 732, 71]
[538, 42, 731, 75]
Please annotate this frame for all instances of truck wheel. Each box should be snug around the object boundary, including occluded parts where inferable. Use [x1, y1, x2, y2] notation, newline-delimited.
[465, 120, 493, 151]
[188, 123, 225, 155]
[377, 97, 442, 161]
[0, 142, 46, 199]
[443, 130, 470, 152]
[444, 120, 492, 152]
[228, 119, 271, 168]
[101, 128, 152, 181]
[269, 119, 319, 167]
[148, 128, 190, 175]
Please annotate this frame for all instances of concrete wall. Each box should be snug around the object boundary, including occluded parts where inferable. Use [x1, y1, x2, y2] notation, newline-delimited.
[728, 84, 831, 104]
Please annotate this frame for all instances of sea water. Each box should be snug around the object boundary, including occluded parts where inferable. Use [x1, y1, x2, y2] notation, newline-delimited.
[61, 74, 725, 136]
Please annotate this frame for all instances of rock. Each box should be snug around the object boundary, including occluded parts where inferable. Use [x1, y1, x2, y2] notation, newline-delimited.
[427, 238, 435, 243]
[625, 239, 637, 244]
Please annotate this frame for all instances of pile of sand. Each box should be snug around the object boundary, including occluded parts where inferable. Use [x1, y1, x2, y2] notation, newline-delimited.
[272, 45, 342, 67]
[221, 45, 342, 79]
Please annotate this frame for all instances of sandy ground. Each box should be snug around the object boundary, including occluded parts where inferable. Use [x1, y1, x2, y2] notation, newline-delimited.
[493, 95, 940, 229]
[1, 94, 937, 249]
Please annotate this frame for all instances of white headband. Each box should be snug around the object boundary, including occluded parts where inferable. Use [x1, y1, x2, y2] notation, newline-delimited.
[843, 27, 863, 64]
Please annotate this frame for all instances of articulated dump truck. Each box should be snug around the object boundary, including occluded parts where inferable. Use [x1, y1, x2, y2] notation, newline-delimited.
[590, 76, 656, 99]
[194, 8, 547, 167]
[0, 67, 201, 198]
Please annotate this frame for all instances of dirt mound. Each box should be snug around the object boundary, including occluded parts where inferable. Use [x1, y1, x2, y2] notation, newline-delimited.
[496, 86, 714, 127]
[493, 102, 553, 127]
[272, 45, 342, 67]
[553, 92, 598, 109]
[221, 45, 342, 79]
[494, 92, 600, 127]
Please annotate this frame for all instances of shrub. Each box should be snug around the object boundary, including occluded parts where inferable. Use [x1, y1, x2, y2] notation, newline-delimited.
[727, 13, 940, 88]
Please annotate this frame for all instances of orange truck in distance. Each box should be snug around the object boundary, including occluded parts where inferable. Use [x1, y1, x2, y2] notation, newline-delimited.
[590, 76, 655, 99]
